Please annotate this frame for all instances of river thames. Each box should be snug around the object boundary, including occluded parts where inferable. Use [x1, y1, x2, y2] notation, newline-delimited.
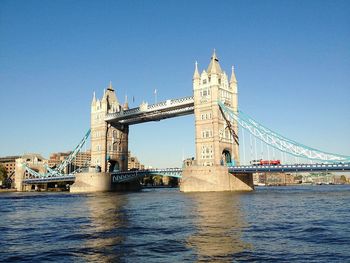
[1, 185, 349, 262]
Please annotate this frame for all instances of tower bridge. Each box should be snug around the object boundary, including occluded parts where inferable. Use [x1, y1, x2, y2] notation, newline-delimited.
[16, 51, 350, 192]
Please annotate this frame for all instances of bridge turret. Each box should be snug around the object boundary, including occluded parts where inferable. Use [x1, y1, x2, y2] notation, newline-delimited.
[206, 50, 222, 86]
[91, 91, 96, 106]
[229, 66, 239, 163]
[91, 82, 128, 173]
[193, 61, 200, 79]
[182, 52, 251, 192]
[230, 66, 237, 87]
[123, 95, 129, 110]
[193, 61, 201, 93]
[207, 49, 222, 75]
[192, 51, 239, 167]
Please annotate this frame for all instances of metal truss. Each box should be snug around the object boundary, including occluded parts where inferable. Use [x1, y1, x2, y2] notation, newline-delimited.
[218, 101, 350, 163]
[55, 129, 91, 173]
[22, 130, 91, 180]
[23, 164, 48, 178]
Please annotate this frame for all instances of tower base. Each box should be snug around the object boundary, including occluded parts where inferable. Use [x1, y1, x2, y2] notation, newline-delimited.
[70, 172, 141, 193]
[180, 165, 254, 192]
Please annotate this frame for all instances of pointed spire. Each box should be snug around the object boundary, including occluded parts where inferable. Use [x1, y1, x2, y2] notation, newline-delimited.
[91, 91, 96, 105]
[193, 61, 200, 79]
[207, 49, 222, 74]
[102, 88, 107, 101]
[230, 65, 237, 84]
[123, 94, 129, 110]
[107, 80, 114, 91]
[212, 48, 218, 60]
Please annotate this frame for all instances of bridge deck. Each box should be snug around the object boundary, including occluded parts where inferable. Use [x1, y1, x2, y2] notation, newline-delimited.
[23, 176, 76, 184]
[229, 163, 350, 173]
[22, 163, 350, 184]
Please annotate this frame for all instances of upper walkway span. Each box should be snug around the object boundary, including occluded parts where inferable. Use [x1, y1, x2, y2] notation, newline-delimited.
[105, 96, 194, 125]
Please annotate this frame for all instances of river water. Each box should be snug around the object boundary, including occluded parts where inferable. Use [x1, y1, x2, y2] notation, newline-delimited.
[0, 185, 349, 262]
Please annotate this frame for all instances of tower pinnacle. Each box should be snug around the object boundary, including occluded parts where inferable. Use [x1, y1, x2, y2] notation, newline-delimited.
[207, 49, 222, 74]
[230, 66, 237, 84]
[193, 61, 200, 79]
[108, 81, 114, 91]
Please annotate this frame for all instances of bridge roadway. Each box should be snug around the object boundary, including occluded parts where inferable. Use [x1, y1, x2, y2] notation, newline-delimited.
[22, 163, 350, 184]
[22, 175, 76, 184]
[228, 163, 350, 173]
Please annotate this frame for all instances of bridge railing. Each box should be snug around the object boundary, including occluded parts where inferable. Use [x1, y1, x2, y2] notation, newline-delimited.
[228, 162, 350, 173]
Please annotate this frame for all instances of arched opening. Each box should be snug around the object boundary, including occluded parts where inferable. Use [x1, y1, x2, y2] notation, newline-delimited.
[222, 149, 233, 166]
[108, 160, 120, 172]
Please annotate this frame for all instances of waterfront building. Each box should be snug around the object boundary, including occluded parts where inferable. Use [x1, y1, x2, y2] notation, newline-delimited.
[128, 151, 144, 170]
[0, 155, 21, 177]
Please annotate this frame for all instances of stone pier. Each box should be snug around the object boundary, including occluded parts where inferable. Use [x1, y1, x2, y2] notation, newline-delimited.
[70, 172, 141, 193]
[180, 166, 254, 192]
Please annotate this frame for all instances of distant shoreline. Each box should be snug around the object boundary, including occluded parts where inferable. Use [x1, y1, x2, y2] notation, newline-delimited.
[0, 189, 17, 193]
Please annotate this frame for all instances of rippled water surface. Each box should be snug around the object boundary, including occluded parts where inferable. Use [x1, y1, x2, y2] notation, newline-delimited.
[1, 185, 350, 262]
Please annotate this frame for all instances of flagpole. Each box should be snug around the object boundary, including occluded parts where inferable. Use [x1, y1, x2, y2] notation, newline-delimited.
[154, 89, 157, 104]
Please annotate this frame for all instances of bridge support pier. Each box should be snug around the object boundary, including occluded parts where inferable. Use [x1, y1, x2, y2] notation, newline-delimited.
[70, 172, 141, 193]
[180, 166, 254, 192]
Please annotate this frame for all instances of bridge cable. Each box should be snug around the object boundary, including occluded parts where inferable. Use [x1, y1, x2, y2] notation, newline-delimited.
[218, 101, 350, 163]
[242, 127, 246, 165]
[249, 133, 253, 164]
[254, 136, 258, 162]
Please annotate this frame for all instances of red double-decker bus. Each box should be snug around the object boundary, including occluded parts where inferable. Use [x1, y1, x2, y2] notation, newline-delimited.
[250, 159, 281, 166]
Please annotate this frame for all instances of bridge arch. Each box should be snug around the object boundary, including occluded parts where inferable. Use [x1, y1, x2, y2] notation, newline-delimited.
[108, 159, 120, 172]
[222, 149, 233, 166]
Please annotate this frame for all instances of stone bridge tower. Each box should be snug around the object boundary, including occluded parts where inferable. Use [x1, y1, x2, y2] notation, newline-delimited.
[90, 82, 129, 172]
[193, 50, 239, 166]
[181, 51, 253, 192]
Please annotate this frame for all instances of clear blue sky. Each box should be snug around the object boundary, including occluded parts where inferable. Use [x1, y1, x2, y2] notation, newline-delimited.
[1, 0, 349, 167]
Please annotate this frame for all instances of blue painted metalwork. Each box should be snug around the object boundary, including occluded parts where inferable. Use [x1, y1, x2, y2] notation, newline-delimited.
[22, 130, 90, 183]
[228, 163, 350, 173]
[23, 175, 75, 184]
[218, 101, 350, 163]
[22, 163, 75, 184]
[54, 129, 91, 173]
[23, 164, 49, 178]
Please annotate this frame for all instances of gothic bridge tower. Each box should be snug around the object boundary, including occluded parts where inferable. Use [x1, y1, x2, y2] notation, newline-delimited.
[90, 82, 129, 172]
[193, 50, 239, 167]
[181, 51, 253, 192]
